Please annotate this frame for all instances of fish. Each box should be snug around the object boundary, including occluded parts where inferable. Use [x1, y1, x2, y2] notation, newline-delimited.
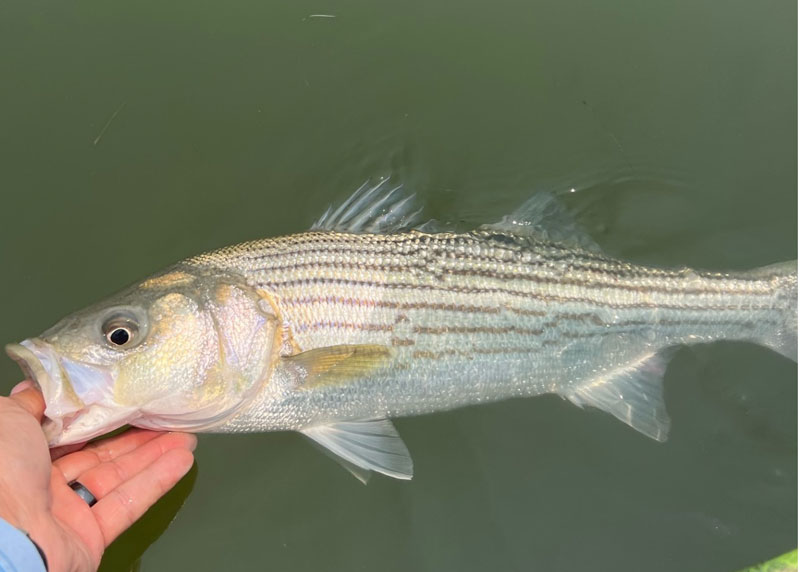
[6, 181, 797, 481]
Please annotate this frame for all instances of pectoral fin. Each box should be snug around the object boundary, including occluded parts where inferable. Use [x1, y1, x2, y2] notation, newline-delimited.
[301, 419, 413, 481]
[283, 344, 392, 389]
[564, 347, 678, 441]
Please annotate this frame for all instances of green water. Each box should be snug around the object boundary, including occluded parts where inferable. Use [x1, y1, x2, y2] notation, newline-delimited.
[0, 0, 796, 570]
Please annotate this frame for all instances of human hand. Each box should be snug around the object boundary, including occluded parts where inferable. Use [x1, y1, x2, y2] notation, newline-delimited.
[0, 380, 196, 572]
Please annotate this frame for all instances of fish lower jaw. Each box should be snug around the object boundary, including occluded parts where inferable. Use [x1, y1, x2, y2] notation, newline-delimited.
[42, 413, 74, 446]
[44, 405, 140, 447]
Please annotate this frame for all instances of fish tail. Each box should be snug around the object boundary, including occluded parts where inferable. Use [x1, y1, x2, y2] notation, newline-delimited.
[561, 260, 797, 443]
[746, 260, 797, 361]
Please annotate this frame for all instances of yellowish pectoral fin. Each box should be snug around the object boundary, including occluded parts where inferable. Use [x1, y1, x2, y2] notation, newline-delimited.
[283, 344, 392, 389]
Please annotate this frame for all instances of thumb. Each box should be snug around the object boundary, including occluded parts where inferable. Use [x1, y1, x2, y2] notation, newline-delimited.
[9, 385, 45, 422]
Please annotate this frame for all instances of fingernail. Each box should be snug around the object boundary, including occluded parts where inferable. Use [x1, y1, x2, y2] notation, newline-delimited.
[10, 380, 34, 395]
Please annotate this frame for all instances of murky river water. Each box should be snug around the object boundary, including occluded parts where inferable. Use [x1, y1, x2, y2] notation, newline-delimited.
[0, 1, 795, 570]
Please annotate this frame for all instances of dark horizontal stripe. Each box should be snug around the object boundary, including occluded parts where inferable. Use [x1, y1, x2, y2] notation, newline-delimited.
[542, 314, 770, 330]
[295, 322, 545, 337]
[544, 312, 606, 327]
[281, 295, 549, 317]
[290, 300, 771, 338]
[295, 320, 393, 333]
[412, 325, 545, 336]
[294, 314, 767, 341]
[411, 345, 542, 360]
[440, 267, 766, 298]
[557, 319, 763, 339]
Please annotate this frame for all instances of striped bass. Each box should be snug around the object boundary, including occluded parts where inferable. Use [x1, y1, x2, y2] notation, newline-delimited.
[6, 181, 797, 480]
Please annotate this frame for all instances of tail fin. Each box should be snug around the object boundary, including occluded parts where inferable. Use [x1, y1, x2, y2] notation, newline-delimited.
[747, 260, 797, 361]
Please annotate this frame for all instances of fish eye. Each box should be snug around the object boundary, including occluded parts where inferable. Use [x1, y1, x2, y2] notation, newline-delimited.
[102, 315, 140, 348]
[108, 327, 131, 346]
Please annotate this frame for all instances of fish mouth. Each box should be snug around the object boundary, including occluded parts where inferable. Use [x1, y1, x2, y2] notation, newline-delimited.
[5, 340, 135, 446]
[6, 341, 53, 394]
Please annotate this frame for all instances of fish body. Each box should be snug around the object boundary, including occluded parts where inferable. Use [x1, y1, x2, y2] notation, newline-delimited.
[6, 183, 797, 480]
[191, 229, 795, 437]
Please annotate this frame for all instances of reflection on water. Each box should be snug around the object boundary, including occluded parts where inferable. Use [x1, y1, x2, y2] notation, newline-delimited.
[0, 0, 794, 570]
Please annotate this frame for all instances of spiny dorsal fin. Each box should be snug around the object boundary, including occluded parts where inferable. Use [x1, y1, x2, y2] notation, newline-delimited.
[312, 179, 423, 233]
[301, 419, 413, 481]
[283, 344, 392, 389]
[564, 347, 678, 441]
[480, 192, 601, 253]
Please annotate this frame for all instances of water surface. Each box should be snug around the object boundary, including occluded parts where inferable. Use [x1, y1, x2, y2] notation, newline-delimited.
[0, 1, 795, 570]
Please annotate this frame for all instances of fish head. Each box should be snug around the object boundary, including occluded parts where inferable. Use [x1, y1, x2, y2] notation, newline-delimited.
[6, 267, 278, 446]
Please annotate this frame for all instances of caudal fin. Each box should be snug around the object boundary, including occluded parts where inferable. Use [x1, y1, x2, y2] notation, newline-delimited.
[747, 260, 797, 361]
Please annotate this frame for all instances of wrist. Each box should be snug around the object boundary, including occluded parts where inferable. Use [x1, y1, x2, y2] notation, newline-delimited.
[0, 486, 36, 535]
[23, 529, 50, 570]
[0, 516, 48, 572]
[0, 505, 50, 570]
[0, 501, 59, 572]
[5, 510, 54, 570]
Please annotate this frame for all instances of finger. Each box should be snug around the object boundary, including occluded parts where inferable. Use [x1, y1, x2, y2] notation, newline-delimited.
[10, 380, 34, 395]
[93, 448, 195, 546]
[54, 429, 162, 482]
[8, 387, 45, 421]
[74, 432, 197, 500]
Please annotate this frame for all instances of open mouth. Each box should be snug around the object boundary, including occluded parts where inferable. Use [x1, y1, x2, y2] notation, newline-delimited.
[5, 340, 84, 443]
[5, 339, 135, 446]
[6, 341, 54, 394]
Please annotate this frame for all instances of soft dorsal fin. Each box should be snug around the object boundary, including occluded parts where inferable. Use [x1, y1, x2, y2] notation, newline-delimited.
[480, 192, 601, 253]
[312, 179, 423, 233]
[301, 418, 414, 481]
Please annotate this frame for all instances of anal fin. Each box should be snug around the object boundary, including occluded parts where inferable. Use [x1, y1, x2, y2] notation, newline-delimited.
[301, 419, 413, 481]
[564, 348, 677, 442]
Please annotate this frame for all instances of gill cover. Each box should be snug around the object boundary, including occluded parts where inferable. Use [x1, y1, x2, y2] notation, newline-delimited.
[7, 268, 280, 446]
[118, 277, 280, 432]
